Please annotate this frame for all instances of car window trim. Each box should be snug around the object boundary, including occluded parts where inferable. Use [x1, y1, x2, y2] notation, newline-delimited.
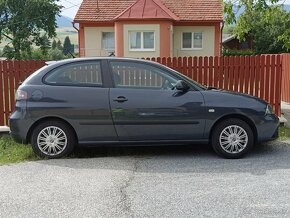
[108, 60, 178, 89]
[107, 59, 200, 91]
[42, 60, 105, 88]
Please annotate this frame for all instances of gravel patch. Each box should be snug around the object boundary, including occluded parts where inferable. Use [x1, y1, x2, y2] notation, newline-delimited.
[1, 141, 290, 217]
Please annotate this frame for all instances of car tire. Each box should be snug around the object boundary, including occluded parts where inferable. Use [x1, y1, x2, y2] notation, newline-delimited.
[31, 120, 76, 159]
[211, 118, 254, 159]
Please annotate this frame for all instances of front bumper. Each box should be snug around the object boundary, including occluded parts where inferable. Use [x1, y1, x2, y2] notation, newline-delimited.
[256, 114, 280, 143]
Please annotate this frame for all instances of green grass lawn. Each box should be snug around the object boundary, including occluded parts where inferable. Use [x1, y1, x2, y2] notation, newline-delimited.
[279, 126, 290, 141]
[1, 126, 290, 165]
[0, 135, 39, 165]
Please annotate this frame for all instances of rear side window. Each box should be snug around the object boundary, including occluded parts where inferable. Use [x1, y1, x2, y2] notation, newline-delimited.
[44, 62, 103, 87]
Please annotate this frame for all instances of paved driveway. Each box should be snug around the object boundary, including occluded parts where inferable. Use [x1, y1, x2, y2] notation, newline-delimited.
[1, 141, 290, 218]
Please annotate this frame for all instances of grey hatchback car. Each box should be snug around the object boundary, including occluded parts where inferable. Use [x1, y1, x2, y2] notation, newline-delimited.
[9, 58, 279, 159]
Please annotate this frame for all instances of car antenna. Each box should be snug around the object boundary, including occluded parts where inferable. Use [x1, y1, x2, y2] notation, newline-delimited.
[68, 50, 76, 58]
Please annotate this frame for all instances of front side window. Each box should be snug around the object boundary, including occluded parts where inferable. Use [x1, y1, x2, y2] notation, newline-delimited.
[110, 61, 178, 90]
[130, 31, 155, 51]
[44, 62, 102, 87]
[102, 32, 115, 50]
[182, 32, 203, 49]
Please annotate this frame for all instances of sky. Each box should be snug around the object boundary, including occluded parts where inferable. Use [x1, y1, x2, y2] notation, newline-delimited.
[59, 0, 290, 19]
[59, 0, 83, 18]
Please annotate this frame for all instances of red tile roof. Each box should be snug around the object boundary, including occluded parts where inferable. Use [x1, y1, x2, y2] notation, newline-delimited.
[74, 0, 223, 23]
[115, 0, 180, 21]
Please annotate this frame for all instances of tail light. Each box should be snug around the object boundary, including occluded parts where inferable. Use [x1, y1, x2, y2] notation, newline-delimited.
[15, 90, 28, 101]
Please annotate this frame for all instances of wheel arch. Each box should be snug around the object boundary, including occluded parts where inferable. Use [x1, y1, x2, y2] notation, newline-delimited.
[26, 116, 78, 143]
[209, 114, 258, 144]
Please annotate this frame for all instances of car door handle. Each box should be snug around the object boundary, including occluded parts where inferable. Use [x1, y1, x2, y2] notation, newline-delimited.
[113, 96, 128, 103]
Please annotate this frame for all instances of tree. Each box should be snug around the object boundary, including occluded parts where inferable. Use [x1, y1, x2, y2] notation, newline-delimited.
[224, 0, 280, 25]
[244, 7, 290, 53]
[51, 39, 57, 49]
[2, 45, 14, 59]
[224, 0, 290, 52]
[37, 35, 51, 56]
[56, 40, 63, 50]
[0, 0, 62, 59]
[63, 36, 74, 55]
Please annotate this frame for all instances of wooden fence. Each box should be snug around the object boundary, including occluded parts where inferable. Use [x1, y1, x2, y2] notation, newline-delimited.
[0, 54, 287, 126]
[0, 60, 46, 126]
[282, 53, 290, 103]
[147, 55, 283, 116]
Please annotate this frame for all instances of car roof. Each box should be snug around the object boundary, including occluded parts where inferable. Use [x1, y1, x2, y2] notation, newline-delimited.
[46, 57, 157, 66]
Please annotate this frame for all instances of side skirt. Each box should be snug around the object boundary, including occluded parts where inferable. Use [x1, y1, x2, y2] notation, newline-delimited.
[78, 139, 209, 147]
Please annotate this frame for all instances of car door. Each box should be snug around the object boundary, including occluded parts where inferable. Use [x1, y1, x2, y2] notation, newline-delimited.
[35, 60, 118, 142]
[108, 60, 206, 141]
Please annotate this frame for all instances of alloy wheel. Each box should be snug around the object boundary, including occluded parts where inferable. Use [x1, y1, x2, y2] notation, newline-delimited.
[37, 126, 68, 156]
[219, 125, 248, 154]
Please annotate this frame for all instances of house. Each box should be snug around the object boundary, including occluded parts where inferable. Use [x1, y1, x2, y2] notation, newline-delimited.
[223, 35, 253, 50]
[73, 0, 223, 58]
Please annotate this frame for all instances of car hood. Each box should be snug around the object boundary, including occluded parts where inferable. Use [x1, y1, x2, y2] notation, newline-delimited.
[201, 88, 268, 109]
[210, 89, 267, 103]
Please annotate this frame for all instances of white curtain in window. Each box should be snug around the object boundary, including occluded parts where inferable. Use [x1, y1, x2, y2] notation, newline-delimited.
[130, 32, 141, 49]
[194, 32, 203, 48]
[102, 32, 115, 50]
[182, 32, 192, 49]
[144, 32, 154, 49]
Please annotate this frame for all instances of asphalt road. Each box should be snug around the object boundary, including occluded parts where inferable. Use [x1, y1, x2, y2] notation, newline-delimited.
[1, 141, 290, 218]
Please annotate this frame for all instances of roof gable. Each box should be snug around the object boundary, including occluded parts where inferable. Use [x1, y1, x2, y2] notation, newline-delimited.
[114, 0, 179, 20]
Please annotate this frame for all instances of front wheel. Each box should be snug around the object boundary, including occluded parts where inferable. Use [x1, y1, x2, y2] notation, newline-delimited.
[31, 120, 76, 159]
[211, 119, 254, 159]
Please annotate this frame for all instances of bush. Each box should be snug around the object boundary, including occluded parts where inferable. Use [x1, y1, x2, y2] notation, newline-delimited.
[0, 47, 76, 61]
[21, 50, 47, 60]
[223, 48, 256, 56]
[48, 48, 66, 60]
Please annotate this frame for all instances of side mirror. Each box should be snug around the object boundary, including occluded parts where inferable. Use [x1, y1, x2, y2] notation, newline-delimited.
[175, 80, 190, 91]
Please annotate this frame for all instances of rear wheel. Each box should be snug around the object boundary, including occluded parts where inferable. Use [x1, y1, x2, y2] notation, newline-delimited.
[31, 120, 76, 158]
[211, 118, 254, 159]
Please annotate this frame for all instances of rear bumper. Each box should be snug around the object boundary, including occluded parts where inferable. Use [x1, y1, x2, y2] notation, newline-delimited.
[9, 111, 32, 144]
[256, 114, 280, 143]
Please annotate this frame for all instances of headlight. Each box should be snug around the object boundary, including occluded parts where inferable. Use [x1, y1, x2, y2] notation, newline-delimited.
[265, 104, 274, 115]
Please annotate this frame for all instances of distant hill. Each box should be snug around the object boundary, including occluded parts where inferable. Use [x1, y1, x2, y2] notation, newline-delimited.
[232, 4, 290, 17]
[56, 16, 73, 28]
[284, 5, 290, 12]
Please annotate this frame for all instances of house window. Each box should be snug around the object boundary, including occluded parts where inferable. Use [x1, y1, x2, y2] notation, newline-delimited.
[130, 31, 155, 51]
[182, 32, 203, 50]
[102, 32, 115, 50]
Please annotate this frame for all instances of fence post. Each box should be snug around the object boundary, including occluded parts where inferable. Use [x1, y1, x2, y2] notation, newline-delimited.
[275, 55, 282, 116]
[281, 53, 290, 103]
[0, 61, 4, 126]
